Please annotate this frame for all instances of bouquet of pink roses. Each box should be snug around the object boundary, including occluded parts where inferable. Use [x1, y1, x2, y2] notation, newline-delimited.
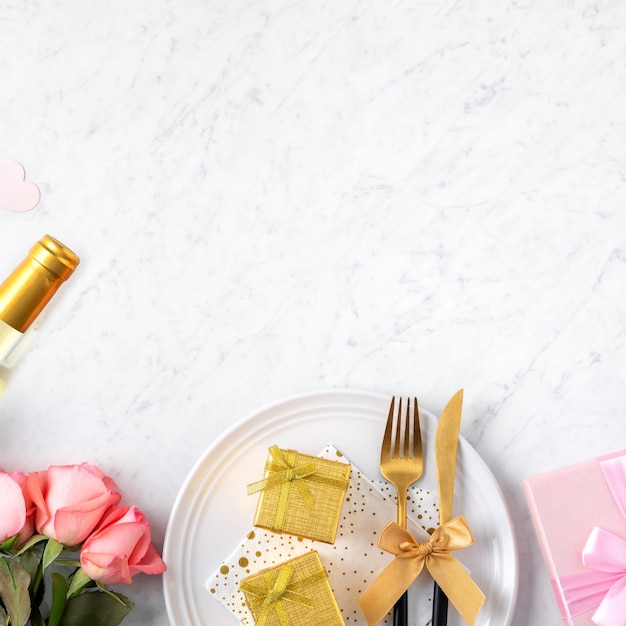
[0, 463, 166, 626]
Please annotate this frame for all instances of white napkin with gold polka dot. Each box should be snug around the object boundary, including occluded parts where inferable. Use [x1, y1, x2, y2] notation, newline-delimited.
[204, 444, 439, 626]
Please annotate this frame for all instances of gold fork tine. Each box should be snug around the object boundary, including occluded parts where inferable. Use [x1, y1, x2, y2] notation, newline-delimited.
[403, 397, 411, 459]
[380, 396, 423, 526]
[396, 397, 404, 459]
[412, 397, 423, 464]
[381, 396, 395, 463]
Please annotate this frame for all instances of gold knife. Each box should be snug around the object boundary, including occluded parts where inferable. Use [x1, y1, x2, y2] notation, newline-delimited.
[432, 389, 464, 626]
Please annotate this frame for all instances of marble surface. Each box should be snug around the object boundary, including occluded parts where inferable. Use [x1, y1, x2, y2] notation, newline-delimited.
[1, 0, 626, 624]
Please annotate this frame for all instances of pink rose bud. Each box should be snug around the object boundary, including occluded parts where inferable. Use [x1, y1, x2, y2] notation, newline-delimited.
[79, 505, 166, 585]
[0, 471, 27, 543]
[26, 463, 121, 546]
[8, 470, 36, 546]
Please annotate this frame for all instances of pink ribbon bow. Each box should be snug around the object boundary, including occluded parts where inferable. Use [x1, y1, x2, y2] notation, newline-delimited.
[559, 455, 626, 625]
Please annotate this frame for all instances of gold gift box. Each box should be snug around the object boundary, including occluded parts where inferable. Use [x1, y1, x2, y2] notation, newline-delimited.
[240, 551, 345, 626]
[248, 445, 351, 543]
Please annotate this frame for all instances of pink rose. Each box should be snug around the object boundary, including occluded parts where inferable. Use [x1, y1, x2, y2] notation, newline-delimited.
[79, 505, 166, 584]
[0, 470, 28, 543]
[27, 463, 121, 546]
[7, 470, 36, 546]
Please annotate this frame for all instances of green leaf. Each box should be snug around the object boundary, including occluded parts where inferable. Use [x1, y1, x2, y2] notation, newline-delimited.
[0, 605, 8, 626]
[0, 557, 31, 626]
[54, 559, 82, 568]
[49, 572, 69, 626]
[0, 535, 19, 553]
[95, 582, 129, 606]
[66, 568, 95, 599]
[43, 539, 65, 570]
[14, 535, 47, 557]
[18, 550, 39, 584]
[30, 606, 45, 626]
[19, 548, 44, 606]
[59, 589, 134, 626]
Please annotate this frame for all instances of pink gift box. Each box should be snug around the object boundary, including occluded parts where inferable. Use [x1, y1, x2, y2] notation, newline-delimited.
[523, 450, 626, 626]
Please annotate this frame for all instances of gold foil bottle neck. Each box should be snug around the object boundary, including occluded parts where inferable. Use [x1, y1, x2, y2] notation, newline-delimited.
[0, 235, 80, 333]
[30, 235, 80, 281]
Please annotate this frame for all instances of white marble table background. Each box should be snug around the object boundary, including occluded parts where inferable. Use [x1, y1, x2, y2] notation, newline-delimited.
[1, 1, 625, 624]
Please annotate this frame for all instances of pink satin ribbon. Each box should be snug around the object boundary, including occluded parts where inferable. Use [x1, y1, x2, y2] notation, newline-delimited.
[558, 455, 626, 625]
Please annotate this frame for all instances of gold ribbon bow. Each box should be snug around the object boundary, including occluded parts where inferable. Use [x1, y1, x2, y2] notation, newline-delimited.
[239, 564, 326, 626]
[358, 516, 485, 626]
[247, 445, 348, 531]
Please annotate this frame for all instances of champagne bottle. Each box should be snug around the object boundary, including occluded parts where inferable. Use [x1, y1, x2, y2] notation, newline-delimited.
[0, 235, 79, 370]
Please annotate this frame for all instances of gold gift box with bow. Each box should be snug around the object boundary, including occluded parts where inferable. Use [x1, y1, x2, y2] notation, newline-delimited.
[240, 551, 345, 626]
[247, 445, 351, 543]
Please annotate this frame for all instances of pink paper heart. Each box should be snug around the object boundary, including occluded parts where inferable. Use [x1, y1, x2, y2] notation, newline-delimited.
[0, 160, 41, 212]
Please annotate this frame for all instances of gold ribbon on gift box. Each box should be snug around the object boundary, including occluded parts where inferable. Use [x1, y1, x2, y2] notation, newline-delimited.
[358, 517, 485, 626]
[247, 445, 350, 532]
[240, 562, 328, 626]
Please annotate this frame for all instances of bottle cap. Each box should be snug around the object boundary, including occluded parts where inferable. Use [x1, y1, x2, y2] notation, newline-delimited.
[29, 235, 80, 281]
[0, 235, 80, 333]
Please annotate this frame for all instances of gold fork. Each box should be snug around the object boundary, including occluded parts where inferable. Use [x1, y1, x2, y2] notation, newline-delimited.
[380, 396, 424, 626]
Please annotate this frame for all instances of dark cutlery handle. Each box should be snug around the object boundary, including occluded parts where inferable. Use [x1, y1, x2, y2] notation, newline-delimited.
[432, 582, 448, 626]
[393, 591, 408, 626]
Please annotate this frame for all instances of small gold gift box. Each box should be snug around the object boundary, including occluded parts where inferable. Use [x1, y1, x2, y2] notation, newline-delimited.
[239, 551, 345, 626]
[247, 445, 351, 543]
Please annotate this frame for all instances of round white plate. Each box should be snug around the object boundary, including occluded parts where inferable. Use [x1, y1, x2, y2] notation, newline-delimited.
[163, 389, 518, 626]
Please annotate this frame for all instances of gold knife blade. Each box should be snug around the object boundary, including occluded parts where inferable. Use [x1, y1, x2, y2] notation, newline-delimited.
[432, 388, 464, 626]
[435, 388, 464, 525]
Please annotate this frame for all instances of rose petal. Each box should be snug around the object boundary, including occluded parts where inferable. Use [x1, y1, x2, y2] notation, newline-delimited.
[130, 542, 166, 576]
[45, 464, 114, 512]
[81, 553, 132, 585]
[54, 490, 122, 545]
